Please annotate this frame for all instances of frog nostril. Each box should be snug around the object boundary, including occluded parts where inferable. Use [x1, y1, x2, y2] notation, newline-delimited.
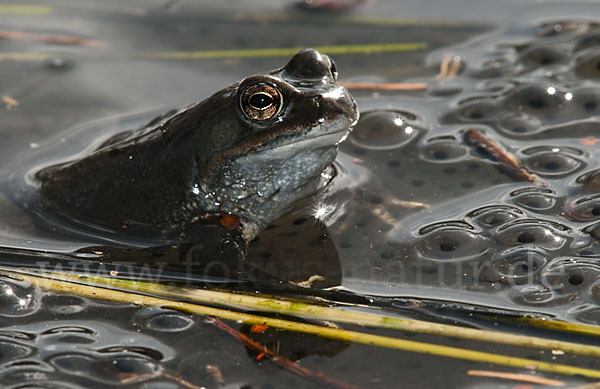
[329, 57, 338, 81]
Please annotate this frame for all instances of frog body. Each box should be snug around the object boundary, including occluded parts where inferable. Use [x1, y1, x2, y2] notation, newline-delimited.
[9, 49, 358, 279]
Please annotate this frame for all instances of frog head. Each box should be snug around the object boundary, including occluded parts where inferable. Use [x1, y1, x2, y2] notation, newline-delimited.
[191, 49, 359, 239]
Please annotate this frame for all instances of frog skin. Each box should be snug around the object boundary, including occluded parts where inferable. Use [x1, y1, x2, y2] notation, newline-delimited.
[29, 49, 358, 258]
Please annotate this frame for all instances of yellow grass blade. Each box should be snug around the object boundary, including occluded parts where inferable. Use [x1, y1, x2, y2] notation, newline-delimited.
[63, 273, 600, 359]
[3, 269, 600, 379]
[146, 42, 429, 60]
[0, 5, 52, 14]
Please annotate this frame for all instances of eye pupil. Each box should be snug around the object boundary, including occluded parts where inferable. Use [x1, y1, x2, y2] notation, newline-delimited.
[249, 93, 273, 109]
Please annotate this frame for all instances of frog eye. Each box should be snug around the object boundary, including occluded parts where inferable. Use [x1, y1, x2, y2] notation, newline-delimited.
[240, 83, 283, 121]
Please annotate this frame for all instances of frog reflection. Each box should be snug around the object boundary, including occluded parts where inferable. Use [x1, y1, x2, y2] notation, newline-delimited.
[9, 49, 358, 281]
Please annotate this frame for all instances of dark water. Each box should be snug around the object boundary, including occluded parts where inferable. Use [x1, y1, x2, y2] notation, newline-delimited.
[1, 1, 600, 388]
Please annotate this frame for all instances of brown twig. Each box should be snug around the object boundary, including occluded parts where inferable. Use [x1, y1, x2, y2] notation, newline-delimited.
[0, 30, 106, 48]
[339, 81, 428, 91]
[465, 128, 544, 185]
[121, 371, 206, 389]
[467, 370, 564, 386]
[581, 137, 600, 146]
[1, 95, 18, 107]
[207, 316, 361, 389]
[436, 52, 462, 82]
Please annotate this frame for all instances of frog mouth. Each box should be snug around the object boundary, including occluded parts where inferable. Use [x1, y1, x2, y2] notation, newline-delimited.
[262, 123, 354, 153]
[282, 129, 350, 148]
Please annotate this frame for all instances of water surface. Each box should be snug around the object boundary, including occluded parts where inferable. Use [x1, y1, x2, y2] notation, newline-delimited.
[1, 1, 600, 388]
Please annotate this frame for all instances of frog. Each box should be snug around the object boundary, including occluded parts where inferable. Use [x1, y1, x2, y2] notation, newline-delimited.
[7, 49, 358, 280]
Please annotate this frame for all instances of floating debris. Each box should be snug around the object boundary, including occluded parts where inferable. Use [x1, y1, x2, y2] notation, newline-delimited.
[0, 30, 106, 48]
[1, 95, 18, 108]
[436, 52, 463, 82]
[206, 316, 361, 389]
[295, 0, 375, 12]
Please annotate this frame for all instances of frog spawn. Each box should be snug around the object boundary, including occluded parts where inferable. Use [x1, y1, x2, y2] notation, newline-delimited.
[0, 276, 40, 317]
[0, 291, 202, 388]
[332, 20, 600, 321]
